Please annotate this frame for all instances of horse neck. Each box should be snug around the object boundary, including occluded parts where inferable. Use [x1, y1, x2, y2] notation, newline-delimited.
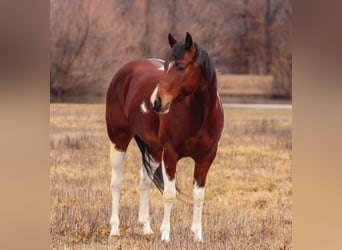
[196, 79, 219, 129]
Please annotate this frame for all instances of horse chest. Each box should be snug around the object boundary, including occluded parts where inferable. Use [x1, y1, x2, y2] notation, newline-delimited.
[160, 118, 213, 157]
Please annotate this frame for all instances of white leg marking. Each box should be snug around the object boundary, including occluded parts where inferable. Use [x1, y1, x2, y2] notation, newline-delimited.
[160, 160, 176, 242]
[150, 86, 159, 106]
[109, 145, 125, 236]
[140, 100, 149, 114]
[138, 165, 154, 235]
[191, 181, 205, 242]
[139, 153, 159, 235]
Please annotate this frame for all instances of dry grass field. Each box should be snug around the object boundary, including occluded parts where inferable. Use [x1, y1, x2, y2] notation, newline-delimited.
[50, 103, 292, 249]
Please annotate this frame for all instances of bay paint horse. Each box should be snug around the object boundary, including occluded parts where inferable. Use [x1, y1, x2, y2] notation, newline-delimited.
[105, 32, 224, 242]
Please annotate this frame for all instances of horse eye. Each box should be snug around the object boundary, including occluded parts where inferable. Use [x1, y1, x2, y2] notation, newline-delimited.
[178, 64, 186, 71]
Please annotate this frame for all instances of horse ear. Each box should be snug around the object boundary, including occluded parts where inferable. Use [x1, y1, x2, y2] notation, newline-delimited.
[185, 32, 193, 51]
[168, 33, 177, 48]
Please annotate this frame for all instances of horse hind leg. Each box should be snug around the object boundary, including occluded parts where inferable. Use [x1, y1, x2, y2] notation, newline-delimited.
[135, 136, 162, 235]
[138, 165, 154, 235]
[109, 144, 125, 236]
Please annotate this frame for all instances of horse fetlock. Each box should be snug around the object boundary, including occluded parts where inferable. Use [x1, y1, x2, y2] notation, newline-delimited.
[160, 220, 170, 240]
[110, 224, 120, 236]
[138, 216, 153, 235]
[138, 214, 149, 224]
[110, 217, 119, 232]
[191, 224, 201, 233]
[160, 222, 170, 232]
[161, 230, 170, 242]
[142, 222, 154, 235]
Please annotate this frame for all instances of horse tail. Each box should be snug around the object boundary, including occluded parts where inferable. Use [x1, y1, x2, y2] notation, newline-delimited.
[134, 135, 164, 193]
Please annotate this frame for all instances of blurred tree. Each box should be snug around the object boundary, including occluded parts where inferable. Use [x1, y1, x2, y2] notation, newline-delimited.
[50, 0, 291, 101]
[50, 0, 91, 99]
[270, 0, 292, 97]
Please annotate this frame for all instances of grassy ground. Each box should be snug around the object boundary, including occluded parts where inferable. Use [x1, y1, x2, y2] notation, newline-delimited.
[50, 103, 292, 249]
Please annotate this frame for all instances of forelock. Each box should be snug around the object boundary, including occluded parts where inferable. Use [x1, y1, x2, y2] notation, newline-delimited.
[170, 42, 185, 61]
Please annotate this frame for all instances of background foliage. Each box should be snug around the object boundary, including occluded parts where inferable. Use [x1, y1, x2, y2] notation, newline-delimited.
[50, 0, 292, 101]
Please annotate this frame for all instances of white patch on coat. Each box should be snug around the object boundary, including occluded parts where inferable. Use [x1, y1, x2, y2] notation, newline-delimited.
[140, 100, 149, 114]
[147, 58, 165, 71]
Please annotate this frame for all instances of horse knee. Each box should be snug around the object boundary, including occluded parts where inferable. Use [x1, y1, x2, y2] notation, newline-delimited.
[163, 179, 177, 202]
[110, 144, 125, 165]
[193, 183, 205, 205]
[109, 145, 125, 190]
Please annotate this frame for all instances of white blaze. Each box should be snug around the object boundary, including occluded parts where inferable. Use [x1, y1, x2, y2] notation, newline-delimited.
[167, 60, 175, 72]
[150, 86, 159, 106]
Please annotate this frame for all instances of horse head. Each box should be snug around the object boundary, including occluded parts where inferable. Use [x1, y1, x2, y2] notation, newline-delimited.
[151, 32, 205, 114]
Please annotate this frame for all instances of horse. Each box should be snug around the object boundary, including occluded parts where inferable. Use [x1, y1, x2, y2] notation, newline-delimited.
[105, 32, 224, 242]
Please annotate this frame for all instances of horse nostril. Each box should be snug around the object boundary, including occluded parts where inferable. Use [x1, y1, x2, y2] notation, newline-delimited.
[153, 96, 162, 112]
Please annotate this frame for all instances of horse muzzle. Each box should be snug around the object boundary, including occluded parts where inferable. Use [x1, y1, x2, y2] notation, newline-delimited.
[150, 86, 171, 114]
[152, 96, 162, 112]
[152, 96, 170, 114]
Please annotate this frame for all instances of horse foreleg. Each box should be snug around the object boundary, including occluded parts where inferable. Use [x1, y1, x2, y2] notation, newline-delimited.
[109, 145, 125, 236]
[160, 157, 177, 242]
[191, 181, 205, 242]
[191, 154, 215, 242]
[138, 165, 154, 235]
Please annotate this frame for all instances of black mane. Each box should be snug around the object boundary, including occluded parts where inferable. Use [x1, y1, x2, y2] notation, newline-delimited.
[194, 44, 217, 85]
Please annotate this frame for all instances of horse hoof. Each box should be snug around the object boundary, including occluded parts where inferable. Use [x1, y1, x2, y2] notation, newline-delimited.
[108, 234, 120, 240]
[108, 234, 121, 249]
[193, 233, 203, 242]
[144, 234, 154, 241]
